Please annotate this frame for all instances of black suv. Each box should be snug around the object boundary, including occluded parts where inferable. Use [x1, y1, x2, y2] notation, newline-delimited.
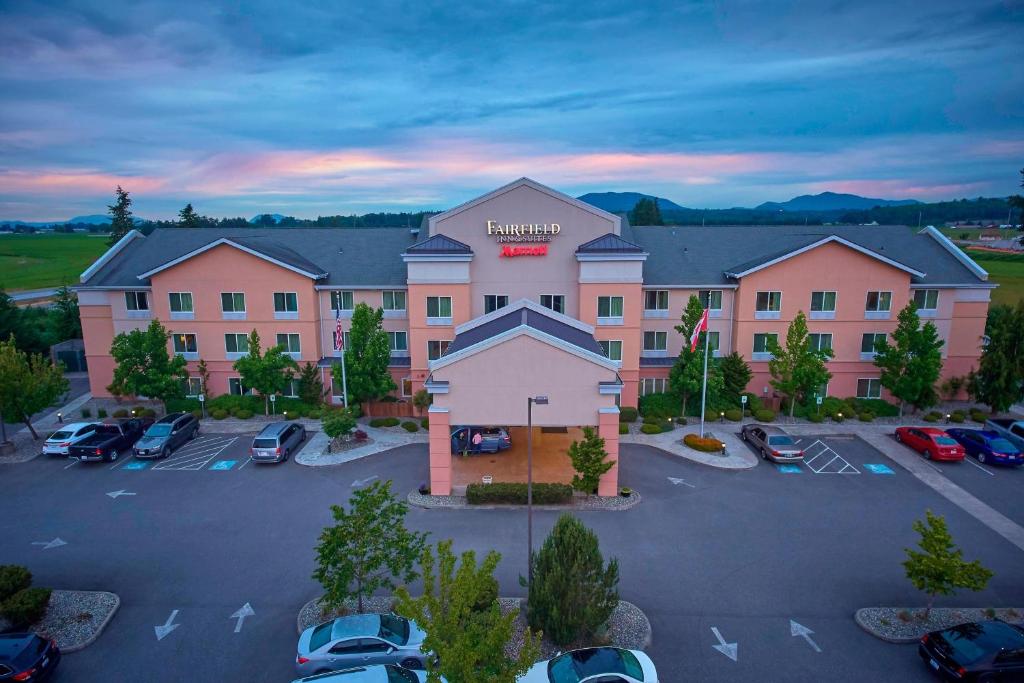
[133, 412, 200, 459]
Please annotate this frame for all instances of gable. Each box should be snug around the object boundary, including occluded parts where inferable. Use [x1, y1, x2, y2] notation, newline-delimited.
[725, 235, 924, 279]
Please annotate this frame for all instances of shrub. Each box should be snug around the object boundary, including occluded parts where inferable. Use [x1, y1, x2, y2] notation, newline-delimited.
[466, 482, 573, 505]
[639, 423, 662, 435]
[80, 408, 91, 419]
[674, 416, 688, 426]
[753, 409, 776, 422]
[970, 410, 988, 424]
[141, 408, 157, 418]
[850, 398, 899, 417]
[724, 409, 743, 422]
[660, 420, 674, 433]
[420, 417, 429, 429]
[858, 412, 875, 422]
[112, 408, 129, 418]
[211, 409, 228, 420]
[949, 413, 965, 423]
[323, 410, 357, 439]
[638, 392, 677, 420]
[401, 421, 419, 433]
[821, 396, 856, 419]
[683, 433, 724, 452]
[1, 587, 52, 630]
[923, 412, 941, 423]
[369, 417, 400, 428]
[353, 429, 368, 441]
[618, 407, 638, 423]
[131, 405, 146, 415]
[234, 409, 253, 419]
[306, 409, 321, 420]
[741, 393, 763, 412]
[568, 426, 614, 493]
[705, 409, 721, 422]
[618, 423, 628, 435]
[97, 408, 108, 418]
[165, 397, 201, 414]
[619, 487, 632, 497]
[0, 566, 32, 602]
[807, 412, 824, 423]
[642, 414, 660, 425]
[190, 409, 203, 420]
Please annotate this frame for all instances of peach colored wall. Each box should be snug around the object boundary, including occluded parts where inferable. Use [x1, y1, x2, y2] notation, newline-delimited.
[81, 299, 116, 396]
[407, 282, 471, 393]
[428, 407, 452, 496]
[431, 333, 617, 426]
[578, 282, 642, 407]
[316, 289, 409, 358]
[597, 410, 620, 497]
[641, 288, 735, 357]
[431, 183, 618, 319]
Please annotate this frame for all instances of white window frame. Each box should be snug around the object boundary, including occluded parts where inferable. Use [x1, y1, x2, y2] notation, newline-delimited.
[401, 377, 413, 398]
[168, 292, 194, 320]
[808, 332, 833, 353]
[483, 294, 509, 314]
[857, 378, 882, 399]
[640, 377, 668, 396]
[642, 330, 668, 356]
[125, 291, 150, 318]
[221, 292, 246, 320]
[861, 332, 886, 360]
[599, 339, 623, 363]
[699, 290, 723, 318]
[865, 291, 892, 319]
[228, 377, 251, 396]
[331, 291, 355, 317]
[427, 339, 451, 361]
[426, 296, 452, 325]
[388, 331, 408, 355]
[597, 296, 624, 325]
[273, 292, 299, 320]
[752, 332, 778, 361]
[382, 290, 407, 318]
[184, 377, 202, 397]
[283, 378, 300, 398]
[913, 289, 939, 317]
[643, 290, 669, 318]
[540, 294, 565, 314]
[225, 333, 250, 360]
[755, 291, 782, 319]
[707, 330, 721, 357]
[172, 332, 199, 360]
[276, 333, 301, 359]
[809, 291, 836, 320]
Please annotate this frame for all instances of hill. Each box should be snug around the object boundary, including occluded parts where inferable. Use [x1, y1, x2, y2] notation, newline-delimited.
[577, 192, 688, 213]
[756, 192, 920, 212]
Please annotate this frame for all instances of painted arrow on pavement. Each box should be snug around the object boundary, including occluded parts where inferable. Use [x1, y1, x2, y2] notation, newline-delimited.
[711, 627, 738, 661]
[155, 610, 180, 641]
[667, 477, 695, 488]
[106, 489, 137, 499]
[351, 475, 379, 488]
[31, 538, 67, 550]
[230, 603, 255, 633]
[790, 620, 821, 652]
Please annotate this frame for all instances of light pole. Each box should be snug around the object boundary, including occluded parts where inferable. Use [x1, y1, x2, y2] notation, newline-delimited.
[526, 395, 548, 588]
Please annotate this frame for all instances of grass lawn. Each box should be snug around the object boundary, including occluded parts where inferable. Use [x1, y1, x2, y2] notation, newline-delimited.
[964, 248, 1024, 306]
[0, 233, 110, 292]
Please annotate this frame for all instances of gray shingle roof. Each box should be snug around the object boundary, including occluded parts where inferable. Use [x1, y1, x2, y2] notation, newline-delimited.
[630, 225, 986, 286]
[445, 306, 604, 357]
[576, 233, 645, 254]
[82, 227, 415, 288]
[404, 234, 472, 255]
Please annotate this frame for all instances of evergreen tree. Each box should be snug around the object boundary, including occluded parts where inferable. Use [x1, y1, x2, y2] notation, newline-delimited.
[768, 311, 833, 417]
[873, 303, 945, 416]
[0, 289, 19, 342]
[567, 426, 614, 493]
[196, 358, 211, 396]
[526, 514, 619, 647]
[106, 185, 134, 245]
[108, 319, 188, 410]
[628, 197, 664, 225]
[669, 295, 723, 415]
[232, 330, 298, 415]
[974, 301, 1024, 412]
[335, 303, 395, 405]
[0, 337, 69, 439]
[719, 351, 753, 407]
[178, 203, 201, 228]
[296, 361, 325, 405]
[50, 282, 81, 341]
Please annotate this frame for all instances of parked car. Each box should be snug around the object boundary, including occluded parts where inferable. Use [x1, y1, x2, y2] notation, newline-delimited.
[40, 422, 98, 456]
[68, 418, 153, 462]
[519, 647, 658, 683]
[450, 426, 511, 454]
[133, 412, 200, 459]
[0, 632, 60, 682]
[291, 664, 437, 683]
[250, 421, 306, 463]
[984, 418, 1024, 452]
[740, 424, 804, 463]
[295, 613, 428, 677]
[945, 428, 1023, 467]
[894, 427, 965, 461]
[919, 620, 1024, 681]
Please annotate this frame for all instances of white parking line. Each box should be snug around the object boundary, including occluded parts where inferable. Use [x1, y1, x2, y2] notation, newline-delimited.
[802, 440, 860, 474]
[151, 437, 238, 471]
[963, 457, 996, 476]
[236, 456, 253, 470]
[63, 459, 79, 470]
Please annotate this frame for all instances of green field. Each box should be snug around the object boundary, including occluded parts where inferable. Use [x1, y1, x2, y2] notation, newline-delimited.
[964, 248, 1024, 306]
[0, 233, 110, 292]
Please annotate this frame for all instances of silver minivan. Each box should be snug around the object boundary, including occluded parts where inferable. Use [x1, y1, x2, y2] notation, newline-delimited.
[251, 421, 306, 463]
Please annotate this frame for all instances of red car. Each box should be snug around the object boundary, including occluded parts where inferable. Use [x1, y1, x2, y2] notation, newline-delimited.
[895, 427, 965, 461]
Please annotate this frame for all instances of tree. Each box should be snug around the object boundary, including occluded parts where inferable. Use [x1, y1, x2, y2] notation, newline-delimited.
[768, 311, 833, 417]
[567, 426, 614, 493]
[873, 303, 945, 416]
[903, 510, 993, 618]
[1008, 168, 1024, 229]
[412, 388, 432, 414]
[106, 186, 134, 245]
[196, 358, 211, 396]
[296, 361, 324, 405]
[670, 295, 723, 415]
[396, 541, 540, 683]
[178, 203, 200, 228]
[50, 282, 81, 341]
[628, 197, 663, 226]
[334, 303, 394, 405]
[322, 409, 356, 439]
[0, 290, 19, 342]
[0, 338, 69, 439]
[719, 352, 753, 407]
[526, 514, 619, 647]
[232, 330, 298, 415]
[974, 302, 1024, 412]
[108, 319, 188, 410]
[313, 480, 427, 614]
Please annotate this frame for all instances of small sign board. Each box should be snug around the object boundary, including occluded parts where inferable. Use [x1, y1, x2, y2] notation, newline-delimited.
[270, 394, 276, 402]
[198, 394, 205, 402]
[816, 396, 823, 405]
[741, 395, 748, 404]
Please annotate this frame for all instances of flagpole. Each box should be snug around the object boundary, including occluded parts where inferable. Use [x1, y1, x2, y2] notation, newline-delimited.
[340, 347, 349, 409]
[699, 313, 710, 438]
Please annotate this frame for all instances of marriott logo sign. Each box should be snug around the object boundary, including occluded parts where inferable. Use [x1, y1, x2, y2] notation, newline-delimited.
[486, 220, 561, 243]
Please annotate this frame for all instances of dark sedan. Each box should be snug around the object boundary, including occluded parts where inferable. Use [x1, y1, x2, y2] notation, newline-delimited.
[945, 428, 1023, 467]
[0, 633, 60, 682]
[919, 620, 1024, 681]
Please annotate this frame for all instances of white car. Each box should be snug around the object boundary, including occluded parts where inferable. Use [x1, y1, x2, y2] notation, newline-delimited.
[41, 422, 99, 456]
[291, 664, 437, 682]
[519, 647, 657, 683]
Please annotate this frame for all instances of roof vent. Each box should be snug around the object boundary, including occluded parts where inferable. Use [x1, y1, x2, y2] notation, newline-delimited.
[338, 248, 344, 254]
[410, 228, 420, 239]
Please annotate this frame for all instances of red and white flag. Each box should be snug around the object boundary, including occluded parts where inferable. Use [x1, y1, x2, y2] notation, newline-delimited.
[334, 309, 344, 351]
[689, 309, 709, 352]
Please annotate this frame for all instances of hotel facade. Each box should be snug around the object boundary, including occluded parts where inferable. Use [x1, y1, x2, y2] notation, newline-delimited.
[76, 178, 995, 495]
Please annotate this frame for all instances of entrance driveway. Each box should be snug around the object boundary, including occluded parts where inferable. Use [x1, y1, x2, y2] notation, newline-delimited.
[450, 426, 582, 490]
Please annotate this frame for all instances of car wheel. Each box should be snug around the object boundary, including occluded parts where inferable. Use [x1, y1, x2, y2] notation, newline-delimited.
[741, 431, 747, 441]
[161, 447, 169, 459]
[760, 447, 768, 460]
[895, 432, 902, 442]
[978, 452, 986, 464]
[401, 658, 421, 670]
[109, 449, 119, 462]
[924, 448, 932, 460]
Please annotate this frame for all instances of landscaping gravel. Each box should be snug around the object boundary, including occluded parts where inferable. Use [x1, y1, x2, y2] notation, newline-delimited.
[0, 590, 120, 653]
[856, 606, 1024, 643]
[407, 490, 642, 511]
[327, 435, 375, 454]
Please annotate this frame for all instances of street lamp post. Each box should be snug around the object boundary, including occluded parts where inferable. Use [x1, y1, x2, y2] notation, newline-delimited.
[526, 395, 548, 588]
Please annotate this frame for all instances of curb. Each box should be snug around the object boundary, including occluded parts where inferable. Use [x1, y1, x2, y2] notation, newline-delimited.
[63, 592, 121, 653]
[853, 608, 918, 644]
[406, 491, 643, 512]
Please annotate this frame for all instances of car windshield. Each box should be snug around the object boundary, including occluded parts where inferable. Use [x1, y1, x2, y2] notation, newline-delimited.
[145, 425, 172, 437]
[935, 437, 958, 446]
[48, 430, 73, 441]
[378, 613, 409, 645]
[385, 665, 419, 683]
[940, 622, 1024, 665]
[768, 435, 796, 446]
[308, 622, 333, 652]
[990, 438, 1018, 453]
[547, 648, 644, 683]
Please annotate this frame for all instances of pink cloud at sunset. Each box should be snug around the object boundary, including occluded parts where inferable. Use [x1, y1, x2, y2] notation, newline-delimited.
[0, 169, 165, 195]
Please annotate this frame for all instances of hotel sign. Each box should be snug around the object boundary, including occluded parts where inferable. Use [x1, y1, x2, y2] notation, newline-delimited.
[486, 220, 560, 243]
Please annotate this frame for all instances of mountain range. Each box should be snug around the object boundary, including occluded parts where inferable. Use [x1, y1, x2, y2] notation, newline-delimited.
[575, 192, 688, 213]
[578, 190, 922, 214]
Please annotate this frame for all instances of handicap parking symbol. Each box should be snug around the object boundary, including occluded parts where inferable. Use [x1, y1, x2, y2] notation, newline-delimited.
[864, 464, 894, 475]
[210, 460, 236, 471]
[122, 461, 148, 470]
[776, 464, 803, 474]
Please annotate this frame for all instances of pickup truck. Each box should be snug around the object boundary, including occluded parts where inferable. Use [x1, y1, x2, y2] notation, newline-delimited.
[68, 418, 153, 462]
[984, 419, 1024, 452]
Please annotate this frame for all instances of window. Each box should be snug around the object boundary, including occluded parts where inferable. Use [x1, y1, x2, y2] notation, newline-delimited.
[427, 340, 450, 361]
[857, 378, 881, 399]
[401, 378, 413, 397]
[810, 291, 836, 313]
[172, 333, 197, 355]
[125, 291, 149, 311]
[644, 290, 669, 311]
[276, 333, 301, 354]
[865, 291, 892, 313]
[640, 377, 668, 396]
[225, 333, 249, 354]
[183, 377, 202, 397]
[699, 290, 723, 311]
[273, 292, 298, 312]
[330, 291, 354, 312]
[540, 294, 565, 314]
[382, 290, 406, 312]
[755, 291, 781, 313]
[388, 331, 408, 352]
[284, 378, 300, 398]
[597, 296, 624, 323]
[483, 295, 508, 314]
[426, 296, 452, 322]
[913, 289, 939, 311]
[808, 333, 833, 352]
[643, 331, 667, 351]
[752, 333, 778, 359]
[599, 340, 622, 361]
[168, 292, 193, 313]
[228, 377, 249, 396]
[861, 332, 886, 356]
[220, 292, 245, 320]
[707, 331, 720, 354]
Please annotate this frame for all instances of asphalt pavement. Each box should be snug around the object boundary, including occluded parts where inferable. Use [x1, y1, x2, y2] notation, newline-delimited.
[1, 431, 1023, 682]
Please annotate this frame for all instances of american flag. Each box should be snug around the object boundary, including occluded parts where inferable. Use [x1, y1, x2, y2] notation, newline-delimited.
[334, 308, 344, 351]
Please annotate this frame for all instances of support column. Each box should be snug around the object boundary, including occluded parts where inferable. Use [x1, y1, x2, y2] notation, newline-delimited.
[427, 406, 452, 496]
[597, 406, 620, 497]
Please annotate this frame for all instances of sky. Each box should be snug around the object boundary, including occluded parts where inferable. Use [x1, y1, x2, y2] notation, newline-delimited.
[0, 0, 1022, 221]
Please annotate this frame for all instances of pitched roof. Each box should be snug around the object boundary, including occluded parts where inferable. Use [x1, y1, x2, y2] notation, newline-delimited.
[136, 236, 329, 280]
[576, 232, 646, 254]
[404, 233, 472, 255]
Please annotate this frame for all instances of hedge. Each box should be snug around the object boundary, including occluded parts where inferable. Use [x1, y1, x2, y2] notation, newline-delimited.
[741, 393, 764, 412]
[80, 408, 92, 419]
[97, 408, 108, 418]
[923, 411, 942, 422]
[421, 417, 429, 429]
[949, 413, 965, 423]
[466, 482, 573, 505]
[234, 409, 253, 419]
[211, 409, 229, 420]
[753, 409, 776, 422]
[618, 407, 638, 423]
[970, 410, 989, 424]
[683, 433, 724, 452]
[807, 412, 824, 423]
[638, 392, 677, 420]
[0, 566, 31, 603]
[369, 417, 401, 428]
[724, 409, 743, 422]
[618, 423, 628, 435]
[1, 587, 51, 630]
[112, 409, 129, 418]
[858, 412, 875, 422]
[401, 421, 419, 432]
[639, 423, 662, 435]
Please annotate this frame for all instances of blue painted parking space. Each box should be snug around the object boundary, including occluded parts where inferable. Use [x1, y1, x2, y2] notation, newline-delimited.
[864, 464, 894, 475]
[122, 461, 149, 470]
[210, 460, 237, 471]
[776, 464, 802, 474]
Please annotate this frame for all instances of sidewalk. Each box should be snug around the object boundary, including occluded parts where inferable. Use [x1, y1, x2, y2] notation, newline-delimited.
[296, 423, 427, 466]
[1, 390, 94, 464]
[622, 422, 757, 469]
